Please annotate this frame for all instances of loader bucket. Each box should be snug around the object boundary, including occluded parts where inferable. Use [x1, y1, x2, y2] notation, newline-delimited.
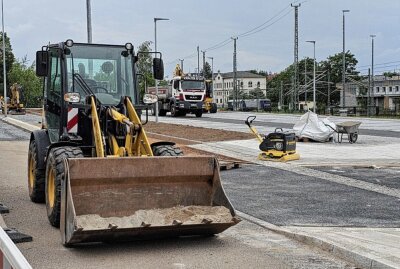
[60, 156, 240, 246]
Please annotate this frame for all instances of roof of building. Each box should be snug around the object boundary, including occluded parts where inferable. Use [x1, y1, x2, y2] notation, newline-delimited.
[219, 71, 266, 79]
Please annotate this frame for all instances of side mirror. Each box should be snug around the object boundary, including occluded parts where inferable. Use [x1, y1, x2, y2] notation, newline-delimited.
[143, 93, 158, 104]
[36, 51, 49, 77]
[153, 58, 164, 80]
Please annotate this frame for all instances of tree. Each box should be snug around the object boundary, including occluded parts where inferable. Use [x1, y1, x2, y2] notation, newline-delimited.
[249, 88, 265, 99]
[249, 69, 268, 76]
[200, 62, 212, 79]
[9, 57, 43, 107]
[319, 51, 359, 84]
[0, 32, 15, 88]
[136, 41, 155, 96]
[319, 51, 360, 106]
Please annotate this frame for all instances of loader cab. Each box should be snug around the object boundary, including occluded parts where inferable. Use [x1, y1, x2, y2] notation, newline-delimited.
[36, 40, 164, 143]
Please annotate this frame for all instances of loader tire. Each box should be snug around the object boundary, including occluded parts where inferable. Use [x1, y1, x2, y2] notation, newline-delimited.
[195, 110, 203, 118]
[210, 103, 218, 113]
[152, 145, 183, 156]
[45, 146, 83, 227]
[28, 140, 46, 203]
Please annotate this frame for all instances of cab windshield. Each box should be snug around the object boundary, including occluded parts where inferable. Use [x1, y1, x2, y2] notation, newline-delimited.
[66, 44, 136, 105]
[181, 80, 204, 90]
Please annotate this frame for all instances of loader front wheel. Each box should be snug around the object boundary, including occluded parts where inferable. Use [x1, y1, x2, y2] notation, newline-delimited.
[152, 145, 183, 156]
[28, 140, 45, 203]
[45, 146, 83, 227]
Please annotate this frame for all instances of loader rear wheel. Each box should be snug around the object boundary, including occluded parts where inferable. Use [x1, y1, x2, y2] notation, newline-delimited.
[152, 145, 183, 156]
[210, 103, 218, 113]
[28, 140, 45, 203]
[195, 110, 203, 118]
[45, 146, 83, 227]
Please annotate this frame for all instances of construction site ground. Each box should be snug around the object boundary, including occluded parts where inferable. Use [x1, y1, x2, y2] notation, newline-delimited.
[2, 111, 400, 268]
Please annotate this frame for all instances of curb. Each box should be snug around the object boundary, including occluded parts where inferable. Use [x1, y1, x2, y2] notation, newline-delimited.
[2, 117, 40, 133]
[237, 211, 396, 269]
[6, 116, 397, 269]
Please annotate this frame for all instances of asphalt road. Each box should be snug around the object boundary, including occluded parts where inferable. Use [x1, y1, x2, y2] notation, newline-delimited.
[311, 166, 400, 190]
[0, 137, 354, 269]
[221, 164, 400, 227]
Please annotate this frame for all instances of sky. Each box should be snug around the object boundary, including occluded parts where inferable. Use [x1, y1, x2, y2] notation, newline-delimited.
[5, 0, 400, 77]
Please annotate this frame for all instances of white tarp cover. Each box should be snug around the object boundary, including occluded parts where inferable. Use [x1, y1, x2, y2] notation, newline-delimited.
[293, 111, 336, 142]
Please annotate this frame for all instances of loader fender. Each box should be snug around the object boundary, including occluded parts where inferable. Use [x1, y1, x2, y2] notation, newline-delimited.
[150, 141, 175, 148]
[46, 142, 80, 161]
[30, 130, 50, 170]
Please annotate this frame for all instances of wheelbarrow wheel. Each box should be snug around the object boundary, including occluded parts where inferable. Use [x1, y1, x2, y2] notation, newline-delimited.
[349, 133, 358, 143]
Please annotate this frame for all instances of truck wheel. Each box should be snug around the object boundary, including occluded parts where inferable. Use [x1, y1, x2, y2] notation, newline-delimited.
[45, 146, 83, 227]
[170, 104, 178, 117]
[195, 111, 203, 118]
[28, 140, 46, 203]
[152, 145, 183, 156]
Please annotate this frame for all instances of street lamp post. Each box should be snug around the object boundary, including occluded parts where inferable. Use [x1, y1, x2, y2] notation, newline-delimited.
[306, 40, 316, 113]
[154, 17, 169, 123]
[342, 9, 350, 109]
[370, 35, 376, 114]
[207, 56, 214, 89]
[1, 0, 6, 116]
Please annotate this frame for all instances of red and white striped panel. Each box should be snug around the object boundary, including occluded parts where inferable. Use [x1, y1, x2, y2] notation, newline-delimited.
[67, 107, 79, 133]
[0, 250, 13, 269]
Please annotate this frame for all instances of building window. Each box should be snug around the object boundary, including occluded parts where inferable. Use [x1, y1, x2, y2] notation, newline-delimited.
[248, 81, 253, 88]
[257, 81, 260, 88]
[389, 86, 393, 92]
[376, 87, 379, 93]
[383, 86, 386, 93]
[240, 81, 243, 87]
[396, 86, 399, 92]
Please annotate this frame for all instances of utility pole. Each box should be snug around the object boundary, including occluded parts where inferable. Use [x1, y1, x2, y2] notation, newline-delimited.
[87, 0, 93, 78]
[342, 10, 350, 108]
[154, 17, 169, 123]
[279, 81, 283, 111]
[1, 0, 6, 116]
[232, 37, 238, 110]
[179, 59, 184, 72]
[292, 3, 300, 110]
[197, 46, 200, 79]
[304, 59, 307, 103]
[207, 56, 214, 89]
[368, 68, 371, 117]
[306, 40, 316, 113]
[202, 50, 206, 78]
[370, 35, 376, 111]
[86, 0, 92, 43]
[328, 67, 331, 112]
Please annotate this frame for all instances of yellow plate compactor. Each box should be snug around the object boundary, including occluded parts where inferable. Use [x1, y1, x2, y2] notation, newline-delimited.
[245, 116, 300, 162]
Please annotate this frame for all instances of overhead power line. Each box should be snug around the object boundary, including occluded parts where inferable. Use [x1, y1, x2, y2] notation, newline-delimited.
[169, 1, 303, 66]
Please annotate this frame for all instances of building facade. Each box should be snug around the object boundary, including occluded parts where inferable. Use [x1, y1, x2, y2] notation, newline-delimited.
[213, 71, 267, 107]
[346, 75, 400, 111]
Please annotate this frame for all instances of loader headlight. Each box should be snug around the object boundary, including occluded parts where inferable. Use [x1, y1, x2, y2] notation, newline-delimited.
[64, 92, 81, 103]
[275, 142, 283, 151]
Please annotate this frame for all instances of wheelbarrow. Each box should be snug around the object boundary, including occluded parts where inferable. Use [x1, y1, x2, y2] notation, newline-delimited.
[334, 121, 362, 143]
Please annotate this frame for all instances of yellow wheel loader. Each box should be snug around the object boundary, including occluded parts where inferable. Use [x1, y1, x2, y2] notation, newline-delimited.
[1, 83, 26, 115]
[28, 40, 239, 246]
[245, 116, 300, 162]
[204, 80, 217, 113]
